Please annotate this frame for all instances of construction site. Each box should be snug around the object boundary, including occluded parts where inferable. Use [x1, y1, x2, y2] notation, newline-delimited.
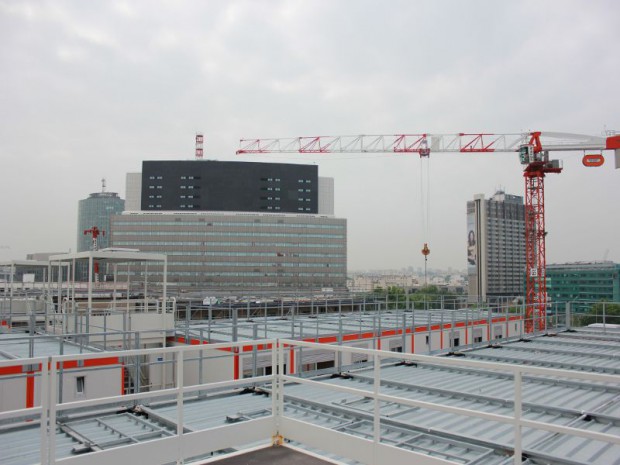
[0, 131, 618, 465]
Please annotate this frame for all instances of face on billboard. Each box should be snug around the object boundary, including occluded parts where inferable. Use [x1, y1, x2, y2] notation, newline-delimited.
[467, 213, 476, 269]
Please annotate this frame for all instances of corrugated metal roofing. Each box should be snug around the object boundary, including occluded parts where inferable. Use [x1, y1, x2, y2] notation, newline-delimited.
[464, 336, 620, 374]
[1, 326, 618, 465]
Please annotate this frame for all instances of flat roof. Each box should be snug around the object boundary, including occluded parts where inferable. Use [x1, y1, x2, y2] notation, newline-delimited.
[177, 308, 512, 343]
[0, 260, 49, 268]
[0, 334, 100, 360]
[48, 250, 167, 263]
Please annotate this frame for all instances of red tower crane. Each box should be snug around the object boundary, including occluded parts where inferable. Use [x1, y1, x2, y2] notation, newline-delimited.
[237, 131, 620, 333]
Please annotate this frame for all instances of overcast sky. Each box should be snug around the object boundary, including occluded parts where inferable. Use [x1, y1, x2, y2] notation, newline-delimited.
[1, 0, 618, 272]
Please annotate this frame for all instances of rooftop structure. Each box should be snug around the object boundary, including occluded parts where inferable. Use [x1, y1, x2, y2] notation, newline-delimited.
[0, 332, 123, 412]
[2, 326, 619, 465]
[47, 249, 175, 348]
[0, 259, 55, 328]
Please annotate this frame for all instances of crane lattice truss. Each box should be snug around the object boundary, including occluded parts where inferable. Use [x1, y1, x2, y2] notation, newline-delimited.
[238, 132, 620, 333]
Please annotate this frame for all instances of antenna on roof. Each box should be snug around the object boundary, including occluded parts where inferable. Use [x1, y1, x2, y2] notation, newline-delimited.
[196, 133, 204, 159]
[101, 178, 106, 193]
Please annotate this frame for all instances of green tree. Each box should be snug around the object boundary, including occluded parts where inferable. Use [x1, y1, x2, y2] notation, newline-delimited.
[371, 285, 459, 310]
[574, 302, 620, 327]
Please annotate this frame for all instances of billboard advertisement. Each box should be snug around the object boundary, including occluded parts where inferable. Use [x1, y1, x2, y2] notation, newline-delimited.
[467, 212, 477, 272]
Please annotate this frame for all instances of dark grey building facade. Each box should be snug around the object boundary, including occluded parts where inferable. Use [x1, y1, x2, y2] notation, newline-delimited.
[141, 160, 318, 214]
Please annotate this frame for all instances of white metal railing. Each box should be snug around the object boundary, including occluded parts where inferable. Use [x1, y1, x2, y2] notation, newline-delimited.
[278, 339, 620, 465]
[1, 338, 619, 465]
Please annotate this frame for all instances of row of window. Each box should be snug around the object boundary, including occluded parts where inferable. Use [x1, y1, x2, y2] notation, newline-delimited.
[113, 221, 344, 230]
[114, 231, 344, 239]
[197, 271, 345, 277]
[153, 281, 334, 288]
[113, 241, 345, 248]
[166, 261, 344, 268]
[118, 270, 344, 278]
[147, 205, 203, 209]
[162, 251, 346, 258]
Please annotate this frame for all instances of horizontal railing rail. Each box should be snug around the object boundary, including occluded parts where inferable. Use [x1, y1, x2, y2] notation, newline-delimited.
[1, 335, 619, 465]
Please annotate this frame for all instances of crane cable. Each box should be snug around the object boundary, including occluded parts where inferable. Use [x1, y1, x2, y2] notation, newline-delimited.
[420, 156, 431, 286]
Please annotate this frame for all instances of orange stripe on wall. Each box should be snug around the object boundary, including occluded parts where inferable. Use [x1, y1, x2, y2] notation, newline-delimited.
[26, 372, 34, 408]
[0, 366, 24, 376]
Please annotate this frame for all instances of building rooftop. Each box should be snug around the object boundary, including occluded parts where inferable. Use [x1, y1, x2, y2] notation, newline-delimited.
[0, 333, 100, 360]
[176, 308, 514, 345]
[2, 326, 618, 465]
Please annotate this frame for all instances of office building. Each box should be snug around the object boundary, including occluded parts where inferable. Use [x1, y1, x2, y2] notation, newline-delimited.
[467, 190, 525, 301]
[317, 176, 335, 215]
[124, 172, 142, 211]
[77, 188, 125, 253]
[547, 261, 620, 309]
[111, 211, 347, 291]
[141, 160, 320, 214]
[127, 165, 335, 215]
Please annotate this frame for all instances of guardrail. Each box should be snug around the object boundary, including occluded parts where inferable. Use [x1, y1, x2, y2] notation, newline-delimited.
[1, 337, 619, 465]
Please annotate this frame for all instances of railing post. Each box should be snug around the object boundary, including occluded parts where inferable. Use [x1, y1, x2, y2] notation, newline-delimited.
[373, 353, 381, 464]
[513, 369, 522, 464]
[40, 357, 50, 465]
[49, 356, 57, 465]
[199, 328, 204, 386]
[272, 340, 279, 437]
[276, 340, 285, 442]
[176, 348, 184, 465]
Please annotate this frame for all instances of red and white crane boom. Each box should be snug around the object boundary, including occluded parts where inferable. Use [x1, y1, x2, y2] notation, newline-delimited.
[237, 131, 620, 333]
[238, 132, 620, 157]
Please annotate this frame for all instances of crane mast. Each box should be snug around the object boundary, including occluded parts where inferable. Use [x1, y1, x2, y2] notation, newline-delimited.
[238, 131, 620, 333]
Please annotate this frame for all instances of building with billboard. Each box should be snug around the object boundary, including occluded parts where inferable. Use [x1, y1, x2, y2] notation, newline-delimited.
[467, 191, 525, 301]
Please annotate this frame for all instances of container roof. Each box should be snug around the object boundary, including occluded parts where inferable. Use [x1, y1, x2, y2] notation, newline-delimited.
[2, 326, 619, 465]
[179, 309, 504, 343]
[0, 334, 100, 359]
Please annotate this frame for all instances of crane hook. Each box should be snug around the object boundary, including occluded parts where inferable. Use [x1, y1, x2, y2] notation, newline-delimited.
[421, 243, 430, 257]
